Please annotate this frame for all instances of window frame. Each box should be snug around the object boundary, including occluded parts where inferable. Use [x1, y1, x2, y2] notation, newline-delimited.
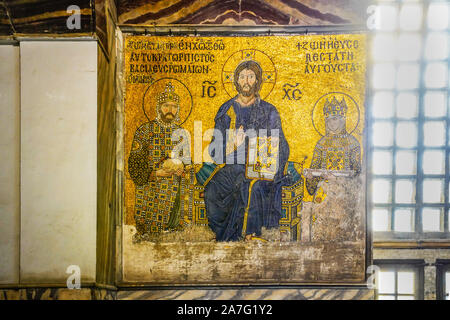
[369, 0, 450, 239]
[374, 259, 425, 300]
[436, 259, 450, 300]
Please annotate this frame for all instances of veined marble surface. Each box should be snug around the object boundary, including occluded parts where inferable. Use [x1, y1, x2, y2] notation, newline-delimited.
[0, 287, 373, 300]
[117, 288, 374, 300]
[118, 0, 368, 26]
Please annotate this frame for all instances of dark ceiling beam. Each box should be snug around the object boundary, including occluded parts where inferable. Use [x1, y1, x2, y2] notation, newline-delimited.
[0, 1, 15, 35]
[0, 0, 95, 36]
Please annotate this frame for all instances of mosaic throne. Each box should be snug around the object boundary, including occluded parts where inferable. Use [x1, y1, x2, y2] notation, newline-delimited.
[181, 161, 306, 241]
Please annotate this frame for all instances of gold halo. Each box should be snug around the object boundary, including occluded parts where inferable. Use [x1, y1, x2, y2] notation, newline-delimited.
[221, 49, 276, 100]
[142, 78, 193, 126]
[311, 92, 360, 137]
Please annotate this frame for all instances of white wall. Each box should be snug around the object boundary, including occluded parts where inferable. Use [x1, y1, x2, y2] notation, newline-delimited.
[0, 45, 20, 284]
[20, 41, 97, 283]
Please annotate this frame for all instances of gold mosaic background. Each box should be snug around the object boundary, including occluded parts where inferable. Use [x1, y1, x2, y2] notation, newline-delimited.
[124, 34, 366, 225]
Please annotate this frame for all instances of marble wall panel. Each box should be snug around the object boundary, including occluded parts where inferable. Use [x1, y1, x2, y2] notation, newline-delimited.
[0, 45, 20, 284]
[20, 41, 97, 284]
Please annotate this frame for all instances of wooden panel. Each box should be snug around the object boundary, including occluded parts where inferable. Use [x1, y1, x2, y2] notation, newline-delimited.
[118, 0, 370, 26]
[96, 0, 118, 287]
[95, 0, 108, 50]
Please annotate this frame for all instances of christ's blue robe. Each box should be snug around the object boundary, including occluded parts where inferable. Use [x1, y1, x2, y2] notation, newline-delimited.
[204, 96, 290, 241]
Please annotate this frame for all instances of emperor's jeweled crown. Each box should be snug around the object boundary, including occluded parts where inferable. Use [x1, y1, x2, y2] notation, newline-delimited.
[157, 82, 180, 105]
[323, 96, 347, 118]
